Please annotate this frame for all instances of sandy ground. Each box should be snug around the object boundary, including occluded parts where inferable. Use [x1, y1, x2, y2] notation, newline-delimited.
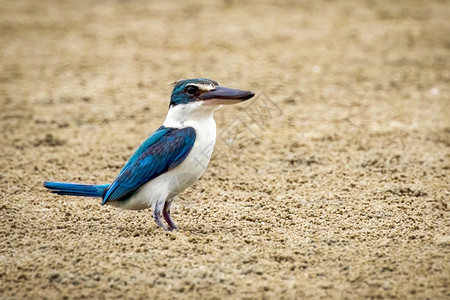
[1, 0, 449, 299]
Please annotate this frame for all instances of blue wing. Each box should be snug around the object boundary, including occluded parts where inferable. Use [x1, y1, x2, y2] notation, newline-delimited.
[102, 126, 196, 204]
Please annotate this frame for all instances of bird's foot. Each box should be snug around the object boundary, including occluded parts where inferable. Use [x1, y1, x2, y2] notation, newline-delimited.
[163, 201, 178, 231]
[163, 212, 178, 231]
[153, 211, 168, 231]
[167, 223, 178, 231]
[153, 200, 178, 231]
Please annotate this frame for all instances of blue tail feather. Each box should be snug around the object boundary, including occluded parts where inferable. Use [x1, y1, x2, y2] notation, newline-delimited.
[44, 182, 109, 198]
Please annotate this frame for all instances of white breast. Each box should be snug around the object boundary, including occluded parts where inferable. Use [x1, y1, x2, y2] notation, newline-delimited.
[110, 102, 218, 210]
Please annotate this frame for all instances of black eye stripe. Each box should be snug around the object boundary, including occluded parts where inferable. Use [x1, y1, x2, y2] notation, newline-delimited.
[185, 86, 199, 95]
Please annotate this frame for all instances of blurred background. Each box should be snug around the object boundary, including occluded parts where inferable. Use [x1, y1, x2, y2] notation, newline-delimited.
[1, 0, 449, 299]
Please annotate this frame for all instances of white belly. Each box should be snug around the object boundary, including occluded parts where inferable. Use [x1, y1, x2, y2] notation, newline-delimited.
[109, 107, 217, 211]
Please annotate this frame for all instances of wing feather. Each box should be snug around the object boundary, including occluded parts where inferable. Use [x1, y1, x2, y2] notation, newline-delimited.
[102, 126, 196, 204]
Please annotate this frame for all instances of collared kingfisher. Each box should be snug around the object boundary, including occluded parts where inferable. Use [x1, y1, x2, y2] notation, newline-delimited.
[44, 78, 254, 231]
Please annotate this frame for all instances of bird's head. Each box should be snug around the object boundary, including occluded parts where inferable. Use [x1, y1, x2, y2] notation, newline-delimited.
[170, 78, 254, 108]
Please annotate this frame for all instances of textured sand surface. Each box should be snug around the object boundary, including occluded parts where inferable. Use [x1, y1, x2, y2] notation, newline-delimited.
[1, 0, 449, 299]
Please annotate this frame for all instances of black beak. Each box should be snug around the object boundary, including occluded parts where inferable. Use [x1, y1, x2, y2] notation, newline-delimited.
[198, 86, 255, 105]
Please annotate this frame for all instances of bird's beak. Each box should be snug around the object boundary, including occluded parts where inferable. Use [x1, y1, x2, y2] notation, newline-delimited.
[199, 86, 255, 105]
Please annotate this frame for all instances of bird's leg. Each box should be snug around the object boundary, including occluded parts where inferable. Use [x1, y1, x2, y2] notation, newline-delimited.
[153, 199, 167, 230]
[163, 199, 178, 231]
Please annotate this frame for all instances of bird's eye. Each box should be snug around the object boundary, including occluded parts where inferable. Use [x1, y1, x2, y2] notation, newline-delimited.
[186, 86, 198, 95]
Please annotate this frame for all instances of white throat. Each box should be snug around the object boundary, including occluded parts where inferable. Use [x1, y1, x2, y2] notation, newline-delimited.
[163, 102, 221, 128]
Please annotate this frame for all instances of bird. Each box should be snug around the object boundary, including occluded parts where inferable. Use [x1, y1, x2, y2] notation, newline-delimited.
[44, 78, 255, 231]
